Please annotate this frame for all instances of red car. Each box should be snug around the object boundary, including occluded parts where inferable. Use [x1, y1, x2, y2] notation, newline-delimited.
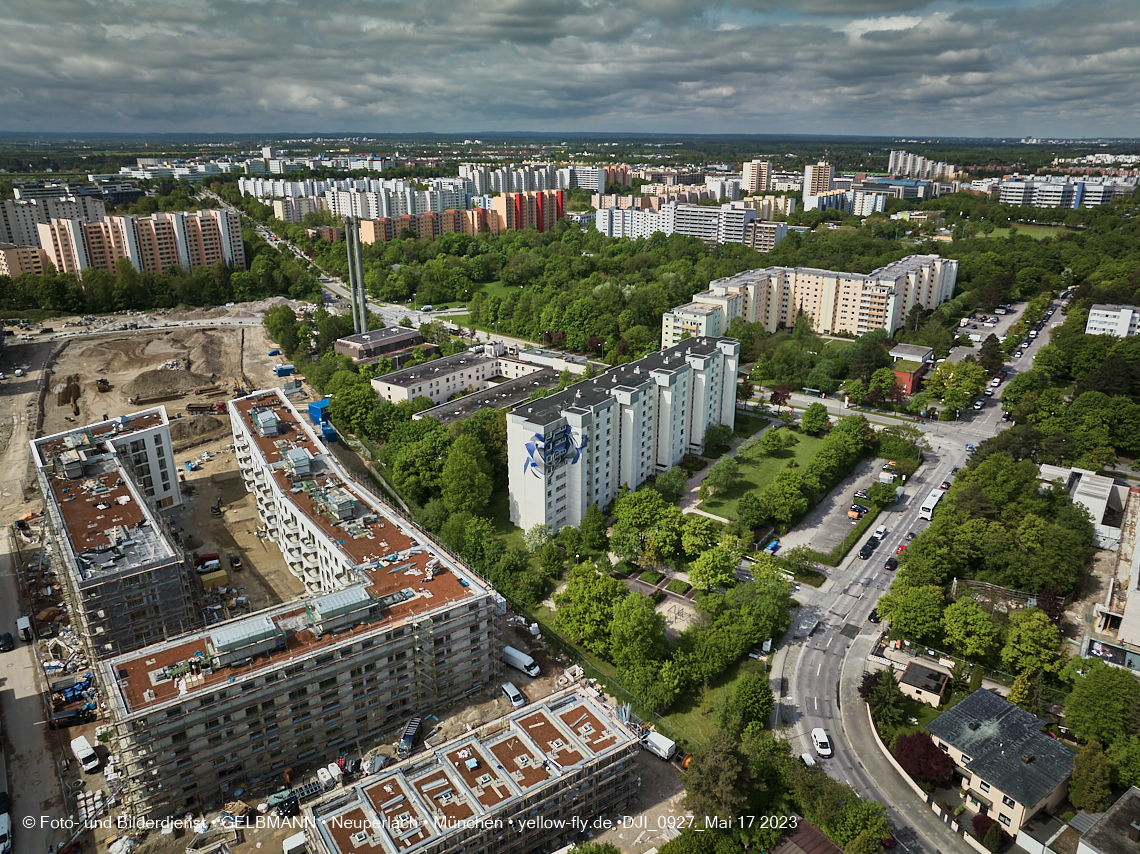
[896, 543, 906, 554]
[939, 481, 951, 490]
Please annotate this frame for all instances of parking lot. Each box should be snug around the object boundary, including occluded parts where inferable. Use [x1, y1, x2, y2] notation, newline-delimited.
[778, 456, 883, 554]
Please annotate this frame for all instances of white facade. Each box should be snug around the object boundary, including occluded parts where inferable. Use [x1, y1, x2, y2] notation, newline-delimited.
[595, 202, 754, 244]
[0, 195, 106, 247]
[662, 254, 958, 339]
[507, 337, 739, 532]
[999, 178, 1137, 208]
[1085, 304, 1140, 337]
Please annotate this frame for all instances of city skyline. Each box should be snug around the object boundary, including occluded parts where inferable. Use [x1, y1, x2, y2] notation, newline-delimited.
[1, 0, 1138, 136]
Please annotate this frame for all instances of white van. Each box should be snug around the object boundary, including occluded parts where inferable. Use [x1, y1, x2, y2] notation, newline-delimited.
[801, 753, 817, 766]
[501, 682, 526, 709]
[503, 646, 540, 678]
[283, 833, 307, 854]
[71, 735, 101, 773]
[642, 731, 677, 761]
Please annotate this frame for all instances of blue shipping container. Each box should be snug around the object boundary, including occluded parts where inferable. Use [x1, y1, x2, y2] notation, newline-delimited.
[309, 399, 330, 425]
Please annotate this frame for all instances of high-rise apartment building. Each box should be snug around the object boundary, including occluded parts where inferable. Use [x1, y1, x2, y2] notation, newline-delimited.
[0, 242, 49, 276]
[595, 202, 755, 244]
[37, 209, 244, 277]
[489, 190, 563, 233]
[742, 220, 789, 253]
[273, 196, 318, 223]
[661, 255, 957, 344]
[743, 159, 772, 194]
[803, 162, 835, 198]
[0, 195, 106, 247]
[998, 178, 1136, 208]
[93, 389, 505, 817]
[1085, 304, 1140, 337]
[303, 686, 639, 854]
[507, 337, 739, 532]
[31, 408, 195, 659]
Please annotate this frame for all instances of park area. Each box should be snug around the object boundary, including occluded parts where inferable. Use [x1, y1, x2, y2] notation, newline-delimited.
[698, 426, 827, 521]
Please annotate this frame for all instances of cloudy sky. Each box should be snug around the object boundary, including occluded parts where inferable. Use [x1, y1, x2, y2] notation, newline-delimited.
[1, 0, 1137, 136]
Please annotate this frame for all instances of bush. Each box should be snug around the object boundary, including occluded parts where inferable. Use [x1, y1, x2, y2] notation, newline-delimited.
[639, 568, 665, 585]
[612, 561, 637, 577]
[666, 579, 692, 595]
[973, 814, 996, 842]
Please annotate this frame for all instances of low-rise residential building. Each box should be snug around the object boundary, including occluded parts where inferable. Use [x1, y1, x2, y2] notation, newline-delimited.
[1038, 464, 1127, 550]
[1085, 304, 1140, 337]
[371, 344, 588, 407]
[926, 689, 1074, 831]
[890, 344, 935, 394]
[31, 408, 195, 658]
[335, 328, 426, 366]
[898, 662, 949, 706]
[1073, 786, 1140, 854]
[507, 336, 739, 532]
[303, 686, 639, 854]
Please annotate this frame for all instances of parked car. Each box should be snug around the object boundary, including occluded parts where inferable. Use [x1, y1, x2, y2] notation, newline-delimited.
[991, 377, 1002, 387]
[884, 557, 898, 571]
[868, 608, 881, 623]
[854, 489, 870, 500]
[851, 503, 870, 514]
[966, 443, 975, 452]
[0, 633, 12, 652]
[1002, 411, 1013, 421]
[940, 481, 951, 490]
[866, 536, 881, 550]
[896, 543, 907, 554]
[858, 544, 874, 560]
[906, 531, 916, 540]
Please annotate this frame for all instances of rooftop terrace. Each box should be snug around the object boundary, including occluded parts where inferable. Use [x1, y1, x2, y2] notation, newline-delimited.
[33, 408, 168, 467]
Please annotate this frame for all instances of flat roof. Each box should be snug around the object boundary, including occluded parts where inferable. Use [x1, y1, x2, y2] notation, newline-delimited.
[338, 328, 423, 346]
[307, 688, 635, 854]
[45, 454, 177, 584]
[511, 336, 731, 425]
[374, 351, 493, 389]
[669, 302, 721, 316]
[33, 407, 168, 467]
[413, 368, 558, 425]
[900, 662, 949, 694]
[101, 390, 494, 715]
[1078, 786, 1140, 854]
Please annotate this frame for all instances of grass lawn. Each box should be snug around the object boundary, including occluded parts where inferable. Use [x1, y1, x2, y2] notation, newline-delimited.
[487, 488, 527, 554]
[733, 411, 769, 438]
[662, 656, 769, 743]
[698, 428, 827, 520]
[983, 224, 1074, 240]
[471, 279, 522, 305]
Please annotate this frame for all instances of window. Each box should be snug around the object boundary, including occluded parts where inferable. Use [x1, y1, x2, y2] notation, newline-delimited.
[998, 815, 1011, 827]
[938, 741, 948, 752]
[979, 781, 990, 793]
[1002, 795, 1015, 808]
[962, 754, 972, 763]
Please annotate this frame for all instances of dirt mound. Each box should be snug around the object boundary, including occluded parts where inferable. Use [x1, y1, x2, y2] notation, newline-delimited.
[170, 414, 224, 442]
[123, 369, 214, 400]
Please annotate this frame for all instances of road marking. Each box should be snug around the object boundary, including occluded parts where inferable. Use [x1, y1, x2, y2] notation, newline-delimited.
[816, 662, 822, 676]
[825, 637, 832, 648]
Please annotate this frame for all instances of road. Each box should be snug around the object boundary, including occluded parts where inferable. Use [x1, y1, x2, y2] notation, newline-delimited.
[781, 298, 1063, 854]
[0, 336, 67, 853]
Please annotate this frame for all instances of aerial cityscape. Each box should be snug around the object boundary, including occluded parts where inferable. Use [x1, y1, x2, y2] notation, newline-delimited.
[3, 6, 1140, 854]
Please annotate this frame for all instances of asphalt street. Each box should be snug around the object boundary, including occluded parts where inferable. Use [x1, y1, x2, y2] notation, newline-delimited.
[779, 300, 1062, 854]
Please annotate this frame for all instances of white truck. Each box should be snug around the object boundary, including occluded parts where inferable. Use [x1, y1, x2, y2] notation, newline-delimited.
[283, 833, 307, 854]
[71, 735, 101, 773]
[642, 731, 677, 761]
[503, 646, 540, 677]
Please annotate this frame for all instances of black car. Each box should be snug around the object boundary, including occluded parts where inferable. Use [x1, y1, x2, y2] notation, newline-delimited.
[906, 531, 916, 541]
[884, 557, 899, 571]
[858, 544, 874, 560]
[869, 608, 881, 623]
[0, 632, 13, 652]
[867, 536, 881, 550]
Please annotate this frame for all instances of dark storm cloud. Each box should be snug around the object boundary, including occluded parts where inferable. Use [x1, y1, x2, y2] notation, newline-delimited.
[0, 0, 1137, 134]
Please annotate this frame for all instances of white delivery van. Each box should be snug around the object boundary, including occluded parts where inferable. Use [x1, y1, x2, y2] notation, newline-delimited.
[283, 833, 307, 854]
[503, 646, 540, 677]
[16, 616, 32, 642]
[642, 731, 677, 761]
[0, 811, 10, 854]
[71, 735, 101, 773]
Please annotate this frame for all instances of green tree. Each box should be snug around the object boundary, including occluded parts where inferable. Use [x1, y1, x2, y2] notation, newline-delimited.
[1001, 608, 1063, 674]
[801, 402, 831, 435]
[553, 563, 628, 656]
[755, 471, 810, 527]
[978, 334, 1004, 374]
[1064, 659, 1140, 747]
[1107, 736, 1140, 789]
[569, 845, 623, 854]
[704, 456, 740, 496]
[523, 523, 553, 553]
[1070, 741, 1112, 812]
[983, 823, 1005, 853]
[1006, 669, 1033, 710]
[704, 422, 733, 451]
[877, 583, 944, 643]
[609, 592, 666, 670]
[689, 545, 739, 592]
[580, 503, 609, 552]
[725, 670, 775, 735]
[868, 667, 907, 734]
[738, 492, 765, 529]
[440, 433, 493, 515]
[760, 428, 785, 455]
[655, 465, 690, 504]
[941, 598, 1000, 659]
[845, 831, 882, 854]
[682, 515, 724, 558]
[681, 731, 754, 823]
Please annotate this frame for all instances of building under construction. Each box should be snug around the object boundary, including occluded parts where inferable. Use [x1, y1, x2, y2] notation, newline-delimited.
[31, 407, 198, 658]
[93, 388, 506, 817]
[303, 686, 640, 854]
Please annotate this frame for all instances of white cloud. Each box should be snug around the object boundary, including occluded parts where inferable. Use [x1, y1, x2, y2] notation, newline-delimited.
[0, 0, 1136, 135]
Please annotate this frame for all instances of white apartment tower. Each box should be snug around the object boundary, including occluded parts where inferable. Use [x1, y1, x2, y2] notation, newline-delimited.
[743, 159, 772, 194]
[1085, 304, 1140, 337]
[507, 337, 739, 532]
